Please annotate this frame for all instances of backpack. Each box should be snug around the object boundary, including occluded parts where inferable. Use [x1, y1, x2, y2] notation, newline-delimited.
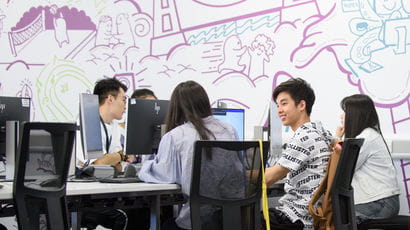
[308, 141, 342, 230]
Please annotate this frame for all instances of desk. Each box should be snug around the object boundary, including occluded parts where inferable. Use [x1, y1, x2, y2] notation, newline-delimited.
[0, 182, 182, 230]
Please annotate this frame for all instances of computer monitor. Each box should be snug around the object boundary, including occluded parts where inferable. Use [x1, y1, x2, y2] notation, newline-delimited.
[212, 108, 245, 140]
[79, 93, 104, 160]
[125, 98, 169, 155]
[0, 96, 31, 158]
[268, 101, 282, 165]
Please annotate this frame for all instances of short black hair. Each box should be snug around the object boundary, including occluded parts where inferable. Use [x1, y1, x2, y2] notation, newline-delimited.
[272, 78, 315, 116]
[131, 88, 157, 99]
[93, 78, 128, 105]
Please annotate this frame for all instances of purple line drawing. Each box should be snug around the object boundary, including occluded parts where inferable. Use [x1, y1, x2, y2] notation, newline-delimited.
[177, 64, 196, 73]
[218, 35, 247, 73]
[85, 1, 153, 93]
[340, 0, 410, 134]
[115, 13, 135, 47]
[0, 11, 5, 38]
[50, 5, 69, 48]
[193, 0, 247, 8]
[8, 6, 95, 58]
[400, 159, 410, 213]
[111, 68, 149, 93]
[157, 65, 175, 78]
[4, 60, 42, 70]
[95, 15, 115, 46]
[272, 1, 410, 135]
[8, 9, 46, 56]
[151, 0, 186, 55]
[247, 34, 275, 80]
[149, 0, 293, 56]
[115, 0, 142, 12]
[16, 78, 35, 121]
[211, 98, 250, 109]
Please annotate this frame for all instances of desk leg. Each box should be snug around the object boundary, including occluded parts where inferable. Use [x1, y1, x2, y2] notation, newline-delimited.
[71, 212, 81, 230]
[150, 195, 160, 230]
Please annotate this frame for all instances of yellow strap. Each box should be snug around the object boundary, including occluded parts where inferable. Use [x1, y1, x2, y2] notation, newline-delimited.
[258, 139, 270, 230]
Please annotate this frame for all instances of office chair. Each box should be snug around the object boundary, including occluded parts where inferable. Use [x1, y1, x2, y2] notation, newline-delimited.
[190, 140, 268, 230]
[331, 138, 364, 230]
[332, 138, 410, 230]
[13, 122, 76, 230]
[358, 215, 410, 230]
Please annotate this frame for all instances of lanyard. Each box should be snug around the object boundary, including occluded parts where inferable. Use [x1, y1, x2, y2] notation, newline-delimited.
[99, 116, 112, 153]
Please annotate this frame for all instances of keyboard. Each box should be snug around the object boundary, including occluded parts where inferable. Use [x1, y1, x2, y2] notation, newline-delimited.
[68, 177, 97, 182]
[98, 176, 142, 183]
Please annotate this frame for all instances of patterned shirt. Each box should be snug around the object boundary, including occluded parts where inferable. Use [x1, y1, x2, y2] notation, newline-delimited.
[276, 121, 333, 229]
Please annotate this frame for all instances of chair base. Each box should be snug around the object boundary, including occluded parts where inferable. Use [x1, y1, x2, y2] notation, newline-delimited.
[358, 215, 410, 230]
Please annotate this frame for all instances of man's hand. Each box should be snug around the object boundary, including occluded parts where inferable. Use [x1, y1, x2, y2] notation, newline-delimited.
[92, 153, 122, 172]
[126, 155, 136, 163]
[265, 164, 289, 186]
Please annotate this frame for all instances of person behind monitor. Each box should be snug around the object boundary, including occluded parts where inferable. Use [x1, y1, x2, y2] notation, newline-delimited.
[123, 88, 158, 230]
[131, 88, 157, 100]
[138, 80, 239, 230]
[264, 78, 333, 229]
[125, 88, 158, 163]
[80, 77, 128, 230]
[335, 94, 400, 223]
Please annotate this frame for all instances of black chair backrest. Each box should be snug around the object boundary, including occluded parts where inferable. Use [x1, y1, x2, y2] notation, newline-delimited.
[190, 140, 269, 230]
[13, 122, 76, 230]
[332, 138, 364, 230]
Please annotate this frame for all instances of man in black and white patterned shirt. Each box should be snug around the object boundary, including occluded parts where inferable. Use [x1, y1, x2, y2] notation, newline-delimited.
[265, 78, 333, 229]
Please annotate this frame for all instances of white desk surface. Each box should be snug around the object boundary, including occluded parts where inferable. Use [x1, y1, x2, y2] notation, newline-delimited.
[0, 182, 180, 200]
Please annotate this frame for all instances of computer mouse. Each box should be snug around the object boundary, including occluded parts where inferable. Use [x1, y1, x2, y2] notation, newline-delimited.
[124, 164, 137, 178]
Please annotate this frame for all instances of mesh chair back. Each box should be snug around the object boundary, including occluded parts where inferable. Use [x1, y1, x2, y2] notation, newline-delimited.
[332, 138, 364, 230]
[13, 122, 76, 230]
[190, 140, 268, 230]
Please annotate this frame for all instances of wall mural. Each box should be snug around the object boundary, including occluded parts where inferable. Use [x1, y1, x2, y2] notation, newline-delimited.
[0, 0, 409, 221]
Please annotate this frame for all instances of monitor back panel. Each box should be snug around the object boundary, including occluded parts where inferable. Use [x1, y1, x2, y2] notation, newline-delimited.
[0, 96, 30, 156]
[125, 99, 169, 155]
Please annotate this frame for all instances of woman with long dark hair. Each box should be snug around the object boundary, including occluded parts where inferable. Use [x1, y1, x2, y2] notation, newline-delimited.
[335, 94, 400, 223]
[138, 81, 239, 230]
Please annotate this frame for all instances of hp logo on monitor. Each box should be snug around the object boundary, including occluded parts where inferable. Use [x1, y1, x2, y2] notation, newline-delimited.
[0, 104, 5, 114]
[154, 102, 160, 115]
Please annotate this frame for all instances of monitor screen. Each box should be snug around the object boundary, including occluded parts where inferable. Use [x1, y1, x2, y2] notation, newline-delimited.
[125, 98, 169, 155]
[212, 108, 244, 140]
[79, 93, 104, 160]
[0, 96, 30, 158]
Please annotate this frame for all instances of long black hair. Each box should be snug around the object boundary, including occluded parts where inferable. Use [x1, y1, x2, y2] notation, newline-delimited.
[341, 94, 381, 138]
[341, 94, 392, 156]
[165, 81, 214, 141]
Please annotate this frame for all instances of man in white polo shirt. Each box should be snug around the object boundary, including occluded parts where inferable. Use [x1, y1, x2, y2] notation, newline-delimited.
[80, 77, 128, 230]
